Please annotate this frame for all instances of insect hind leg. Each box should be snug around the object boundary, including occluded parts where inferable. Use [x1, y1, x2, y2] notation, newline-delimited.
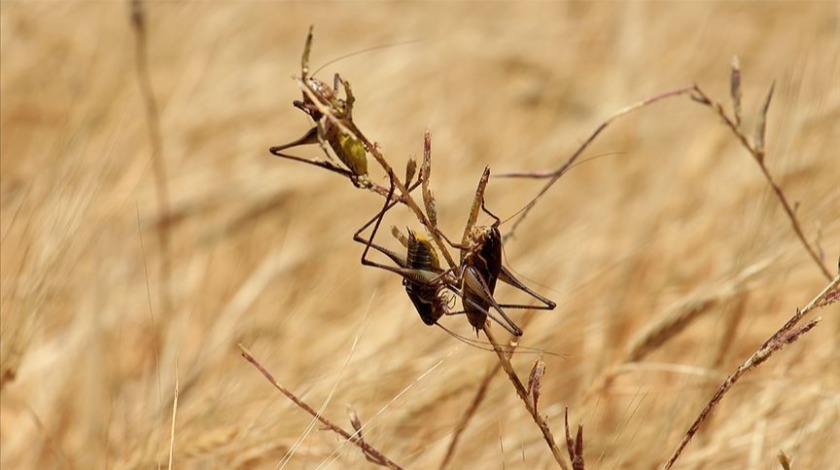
[354, 182, 407, 270]
[496, 266, 556, 310]
[461, 265, 523, 337]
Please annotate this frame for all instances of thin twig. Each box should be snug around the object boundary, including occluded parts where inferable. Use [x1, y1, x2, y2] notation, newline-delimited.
[499, 86, 695, 240]
[439, 364, 500, 469]
[439, 361, 502, 470]
[690, 85, 832, 280]
[662, 272, 839, 469]
[482, 327, 570, 470]
[237, 344, 404, 470]
[439, 317, 545, 469]
[130, 0, 172, 317]
[583, 258, 771, 401]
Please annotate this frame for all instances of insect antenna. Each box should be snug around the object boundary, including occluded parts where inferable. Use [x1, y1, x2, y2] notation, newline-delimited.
[435, 323, 566, 358]
[311, 39, 423, 77]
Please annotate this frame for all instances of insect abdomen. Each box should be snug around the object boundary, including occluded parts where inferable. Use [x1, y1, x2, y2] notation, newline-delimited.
[462, 227, 503, 330]
[404, 231, 446, 325]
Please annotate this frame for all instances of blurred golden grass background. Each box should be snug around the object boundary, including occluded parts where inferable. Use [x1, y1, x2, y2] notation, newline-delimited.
[1, 2, 838, 468]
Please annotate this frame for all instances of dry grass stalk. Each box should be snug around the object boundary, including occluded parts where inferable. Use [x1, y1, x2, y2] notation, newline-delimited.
[237, 344, 404, 470]
[499, 61, 829, 281]
[625, 258, 769, 362]
[778, 450, 792, 470]
[662, 272, 840, 469]
[439, 316, 539, 469]
[439, 361, 501, 470]
[584, 259, 769, 400]
[495, 86, 695, 239]
[129, 0, 172, 317]
[346, 405, 390, 467]
[482, 327, 570, 470]
[527, 358, 546, 410]
[564, 408, 584, 470]
[168, 356, 179, 470]
[730, 56, 742, 127]
[689, 83, 832, 280]
[709, 291, 749, 368]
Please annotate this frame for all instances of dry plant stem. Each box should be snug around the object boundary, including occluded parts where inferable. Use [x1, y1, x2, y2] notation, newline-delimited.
[583, 259, 771, 401]
[662, 273, 840, 469]
[130, 0, 172, 317]
[439, 362, 502, 470]
[777, 450, 792, 470]
[499, 86, 695, 239]
[168, 358, 179, 470]
[662, 319, 820, 470]
[482, 327, 570, 470]
[440, 318, 537, 468]
[690, 85, 832, 280]
[564, 408, 584, 470]
[237, 344, 404, 470]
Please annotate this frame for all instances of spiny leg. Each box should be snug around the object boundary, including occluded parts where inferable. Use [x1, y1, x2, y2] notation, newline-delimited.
[353, 181, 441, 280]
[495, 266, 556, 310]
[479, 201, 556, 311]
[354, 182, 409, 271]
[481, 198, 501, 227]
[269, 146, 351, 178]
[462, 265, 523, 337]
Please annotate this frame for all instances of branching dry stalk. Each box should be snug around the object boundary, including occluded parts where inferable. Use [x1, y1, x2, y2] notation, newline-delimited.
[497, 86, 695, 240]
[689, 83, 832, 280]
[662, 272, 840, 469]
[129, 0, 172, 317]
[499, 64, 831, 284]
[238, 344, 404, 470]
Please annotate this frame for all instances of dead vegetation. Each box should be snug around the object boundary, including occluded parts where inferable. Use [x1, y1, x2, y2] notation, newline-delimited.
[2, 2, 838, 469]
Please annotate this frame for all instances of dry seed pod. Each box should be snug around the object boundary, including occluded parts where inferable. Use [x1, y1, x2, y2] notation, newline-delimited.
[405, 158, 417, 186]
[753, 81, 775, 161]
[730, 56, 742, 127]
[527, 358, 546, 408]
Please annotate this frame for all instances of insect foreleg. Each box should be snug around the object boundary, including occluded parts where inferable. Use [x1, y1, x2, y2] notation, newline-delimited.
[270, 126, 319, 153]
